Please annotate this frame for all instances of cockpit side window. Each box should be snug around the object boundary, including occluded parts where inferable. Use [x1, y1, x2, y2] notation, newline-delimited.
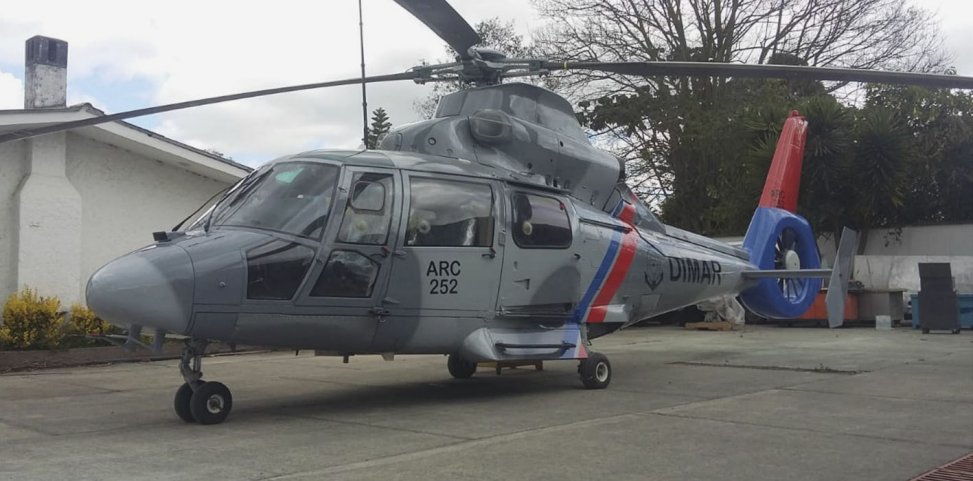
[213, 162, 339, 239]
[406, 177, 494, 247]
[309, 250, 380, 298]
[511, 193, 572, 248]
[246, 241, 314, 300]
[336, 173, 393, 245]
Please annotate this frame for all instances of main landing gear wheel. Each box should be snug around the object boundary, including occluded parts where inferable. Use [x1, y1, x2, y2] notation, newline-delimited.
[175, 339, 234, 425]
[189, 381, 233, 425]
[447, 354, 477, 379]
[173, 382, 197, 423]
[579, 352, 612, 389]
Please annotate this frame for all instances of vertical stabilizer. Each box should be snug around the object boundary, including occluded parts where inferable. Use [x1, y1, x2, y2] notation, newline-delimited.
[758, 111, 807, 213]
[825, 228, 858, 328]
[740, 110, 821, 319]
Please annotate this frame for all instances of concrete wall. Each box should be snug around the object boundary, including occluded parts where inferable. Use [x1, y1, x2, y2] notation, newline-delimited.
[819, 224, 973, 294]
[0, 140, 27, 300]
[0, 134, 232, 307]
[66, 133, 228, 302]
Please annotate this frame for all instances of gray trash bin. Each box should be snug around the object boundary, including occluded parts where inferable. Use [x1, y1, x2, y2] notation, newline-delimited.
[917, 263, 961, 334]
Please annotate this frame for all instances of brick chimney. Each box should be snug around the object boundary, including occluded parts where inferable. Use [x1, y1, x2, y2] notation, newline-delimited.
[24, 35, 68, 109]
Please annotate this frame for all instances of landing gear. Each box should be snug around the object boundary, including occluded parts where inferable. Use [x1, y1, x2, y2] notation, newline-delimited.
[447, 354, 477, 379]
[174, 339, 233, 425]
[189, 381, 233, 425]
[173, 382, 196, 423]
[579, 352, 612, 389]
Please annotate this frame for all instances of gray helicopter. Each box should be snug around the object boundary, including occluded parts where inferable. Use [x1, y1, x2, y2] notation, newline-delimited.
[3, 0, 971, 425]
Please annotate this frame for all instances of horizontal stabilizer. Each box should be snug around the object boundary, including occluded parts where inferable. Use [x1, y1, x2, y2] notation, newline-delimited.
[742, 269, 831, 279]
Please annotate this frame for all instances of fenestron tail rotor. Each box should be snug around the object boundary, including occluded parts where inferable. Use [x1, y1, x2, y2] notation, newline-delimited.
[774, 227, 807, 302]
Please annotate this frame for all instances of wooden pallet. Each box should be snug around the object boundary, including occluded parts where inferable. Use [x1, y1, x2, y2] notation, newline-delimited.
[684, 321, 736, 331]
[478, 360, 544, 375]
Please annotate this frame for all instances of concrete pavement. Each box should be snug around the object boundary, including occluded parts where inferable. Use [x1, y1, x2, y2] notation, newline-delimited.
[0, 325, 970, 480]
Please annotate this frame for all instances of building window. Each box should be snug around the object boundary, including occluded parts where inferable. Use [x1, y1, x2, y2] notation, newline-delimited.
[310, 250, 380, 298]
[246, 241, 314, 300]
[511, 193, 572, 248]
[406, 178, 494, 247]
[336, 173, 393, 245]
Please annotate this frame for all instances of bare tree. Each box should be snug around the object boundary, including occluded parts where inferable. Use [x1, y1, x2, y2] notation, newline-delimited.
[531, 0, 948, 231]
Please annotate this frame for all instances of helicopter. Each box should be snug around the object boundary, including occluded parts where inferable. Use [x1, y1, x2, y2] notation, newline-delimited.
[3, 0, 971, 426]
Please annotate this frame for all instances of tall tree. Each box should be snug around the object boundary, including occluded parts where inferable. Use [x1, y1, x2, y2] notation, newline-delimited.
[862, 86, 973, 225]
[414, 18, 534, 118]
[533, 0, 948, 234]
[366, 107, 392, 149]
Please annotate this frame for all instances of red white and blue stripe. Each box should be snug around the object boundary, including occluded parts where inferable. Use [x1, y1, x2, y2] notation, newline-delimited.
[561, 199, 640, 359]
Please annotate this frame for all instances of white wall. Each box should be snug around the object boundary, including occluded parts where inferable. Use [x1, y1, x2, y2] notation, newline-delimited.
[0, 140, 27, 300]
[819, 224, 973, 294]
[66, 133, 230, 302]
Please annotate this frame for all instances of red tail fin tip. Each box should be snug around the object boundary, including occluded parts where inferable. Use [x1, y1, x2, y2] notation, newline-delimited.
[758, 110, 807, 213]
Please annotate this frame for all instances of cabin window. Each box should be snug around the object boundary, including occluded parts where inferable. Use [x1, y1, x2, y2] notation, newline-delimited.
[246, 241, 315, 300]
[310, 250, 380, 298]
[213, 162, 339, 239]
[337, 173, 393, 245]
[406, 178, 494, 247]
[511, 193, 572, 248]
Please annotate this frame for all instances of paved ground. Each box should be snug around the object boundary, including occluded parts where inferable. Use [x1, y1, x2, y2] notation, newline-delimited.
[0, 325, 970, 481]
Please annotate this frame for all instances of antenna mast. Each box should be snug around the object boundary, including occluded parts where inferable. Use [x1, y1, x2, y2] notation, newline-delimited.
[358, 0, 368, 148]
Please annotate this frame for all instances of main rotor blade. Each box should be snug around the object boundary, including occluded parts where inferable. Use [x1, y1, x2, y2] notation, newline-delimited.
[553, 61, 973, 89]
[0, 71, 418, 144]
[394, 0, 480, 60]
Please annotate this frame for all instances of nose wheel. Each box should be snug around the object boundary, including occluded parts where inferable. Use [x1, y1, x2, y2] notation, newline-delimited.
[173, 339, 233, 425]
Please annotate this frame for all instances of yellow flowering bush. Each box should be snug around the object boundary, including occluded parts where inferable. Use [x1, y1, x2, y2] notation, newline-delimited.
[68, 303, 114, 337]
[0, 287, 64, 350]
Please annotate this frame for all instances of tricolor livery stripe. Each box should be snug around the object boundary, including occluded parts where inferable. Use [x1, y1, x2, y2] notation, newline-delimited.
[572, 199, 639, 324]
[562, 199, 639, 359]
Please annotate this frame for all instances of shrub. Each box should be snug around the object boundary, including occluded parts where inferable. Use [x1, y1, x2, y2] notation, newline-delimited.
[0, 287, 64, 350]
[59, 303, 120, 348]
[68, 303, 115, 337]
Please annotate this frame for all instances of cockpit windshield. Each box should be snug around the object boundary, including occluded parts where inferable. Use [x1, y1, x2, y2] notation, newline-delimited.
[209, 162, 339, 238]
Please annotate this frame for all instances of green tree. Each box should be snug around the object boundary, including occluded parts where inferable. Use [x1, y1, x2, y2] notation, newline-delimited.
[365, 107, 392, 149]
[863, 86, 973, 225]
[534, 0, 948, 234]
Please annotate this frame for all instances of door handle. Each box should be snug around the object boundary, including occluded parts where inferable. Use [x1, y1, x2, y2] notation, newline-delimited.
[369, 307, 390, 316]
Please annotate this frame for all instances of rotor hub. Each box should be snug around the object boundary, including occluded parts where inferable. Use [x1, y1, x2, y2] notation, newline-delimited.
[783, 249, 801, 271]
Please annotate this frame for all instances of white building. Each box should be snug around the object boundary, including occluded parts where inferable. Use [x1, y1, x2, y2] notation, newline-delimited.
[0, 36, 250, 306]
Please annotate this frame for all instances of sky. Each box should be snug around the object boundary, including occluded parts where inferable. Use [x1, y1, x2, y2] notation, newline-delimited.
[0, 0, 970, 167]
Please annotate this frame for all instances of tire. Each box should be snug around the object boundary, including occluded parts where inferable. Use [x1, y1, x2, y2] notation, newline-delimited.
[189, 381, 233, 425]
[447, 354, 477, 379]
[579, 352, 612, 389]
[173, 382, 196, 423]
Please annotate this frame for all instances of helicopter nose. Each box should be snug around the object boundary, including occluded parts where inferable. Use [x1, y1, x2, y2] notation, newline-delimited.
[86, 245, 195, 334]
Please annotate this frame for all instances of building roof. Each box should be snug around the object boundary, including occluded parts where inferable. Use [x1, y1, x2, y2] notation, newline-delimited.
[0, 104, 251, 182]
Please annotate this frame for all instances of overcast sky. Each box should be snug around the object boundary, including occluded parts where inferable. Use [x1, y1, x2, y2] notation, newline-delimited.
[0, 0, 969, 166]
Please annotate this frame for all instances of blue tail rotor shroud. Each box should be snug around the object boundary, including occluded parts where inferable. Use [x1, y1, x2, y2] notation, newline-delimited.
[739, 207, 821, 318]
